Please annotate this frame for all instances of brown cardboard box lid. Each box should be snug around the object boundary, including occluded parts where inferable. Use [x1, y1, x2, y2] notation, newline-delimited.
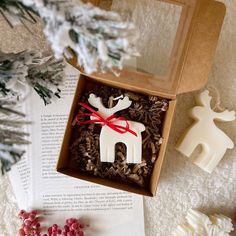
[67, 0, 226, 99]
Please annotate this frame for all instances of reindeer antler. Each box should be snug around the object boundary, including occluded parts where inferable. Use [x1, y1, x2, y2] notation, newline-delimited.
[88, 94, 105, 110]
[196, 90, 212, 108]
[88, 93, 132, 116]
[110, 96, 132, 114]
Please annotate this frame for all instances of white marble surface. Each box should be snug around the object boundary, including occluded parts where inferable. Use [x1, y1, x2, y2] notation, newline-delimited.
[0, 1, 236, 235]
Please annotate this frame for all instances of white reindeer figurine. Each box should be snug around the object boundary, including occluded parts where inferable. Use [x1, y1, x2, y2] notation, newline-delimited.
[88, 94, 145, 163]
[176, 90, 236, 173]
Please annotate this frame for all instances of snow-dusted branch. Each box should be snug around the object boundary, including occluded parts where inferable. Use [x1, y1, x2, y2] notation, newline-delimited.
[22, 0, 139, 74]
[0, 50, 64, 105]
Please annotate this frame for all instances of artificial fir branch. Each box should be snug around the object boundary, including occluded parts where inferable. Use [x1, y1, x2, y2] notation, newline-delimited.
[22, 0, 139, 74]
[0, 143, 25, 174]
[0, 0, 37, 28]
[0, 128, 30, 146]
[0, 50, 63, 173]
[1, 0, 139, 73]
[0, 50, 64, 105]
[0, 0, 139, 174]
[0, 100, 25, 117]
[0, 100, 30, 174]
[0, 119, 31, 127]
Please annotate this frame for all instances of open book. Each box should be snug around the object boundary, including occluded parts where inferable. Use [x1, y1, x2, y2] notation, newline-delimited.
[8, 62, 145, 236]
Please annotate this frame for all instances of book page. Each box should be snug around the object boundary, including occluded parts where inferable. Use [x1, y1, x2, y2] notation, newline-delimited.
[7, 100, 32, 210]
[28, 63, 145, 236]
[8, 153, 29, 209]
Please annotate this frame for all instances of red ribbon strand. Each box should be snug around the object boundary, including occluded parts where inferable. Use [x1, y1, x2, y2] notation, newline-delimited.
[75, 103, 137, 137]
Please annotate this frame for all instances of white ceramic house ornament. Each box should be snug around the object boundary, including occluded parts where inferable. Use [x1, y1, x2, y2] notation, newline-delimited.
[88, 94, 145, 163]
[176, 90, 236, 173]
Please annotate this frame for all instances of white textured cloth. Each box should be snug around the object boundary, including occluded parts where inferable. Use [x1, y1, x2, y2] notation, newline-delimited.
[0, 1, 236, 236]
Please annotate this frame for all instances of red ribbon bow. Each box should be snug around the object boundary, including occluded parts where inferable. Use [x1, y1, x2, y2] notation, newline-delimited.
[74, 103, 137, 137]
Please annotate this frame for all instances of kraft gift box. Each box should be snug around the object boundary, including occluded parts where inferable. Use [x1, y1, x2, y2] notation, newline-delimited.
[57, 0, 226, 196]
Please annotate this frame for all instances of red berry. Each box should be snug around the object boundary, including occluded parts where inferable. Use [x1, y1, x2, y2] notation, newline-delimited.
[79, 224, 85, 229]
[31, 219, 40, 228]
[18, 228, 25, 236]
[64, 225, 69, 232]
[24, 225, 31, 232]
[20, 210, 26, 214]
[22, 213, 29, 220]
[78, 232, 84, 236]
[24, 220, 31, 226]
[29, 214, 36, 221]
[68, 219, 74, 225]
[57, 229, 62, 234]
[48, 227, 52, 233]
[71, 223, 78, 231]
[31, 210, 38, 215]
[52, 224, 58, 232]
[36, 223, 41, 229]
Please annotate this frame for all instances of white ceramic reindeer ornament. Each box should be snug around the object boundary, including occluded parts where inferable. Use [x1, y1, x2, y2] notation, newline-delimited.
[88, 94, 145, 163]
[176, 90, 236, 173]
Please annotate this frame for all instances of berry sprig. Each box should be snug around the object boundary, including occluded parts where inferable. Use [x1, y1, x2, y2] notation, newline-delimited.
[18, 210, 86, 236]
[18, 210, 40, 236]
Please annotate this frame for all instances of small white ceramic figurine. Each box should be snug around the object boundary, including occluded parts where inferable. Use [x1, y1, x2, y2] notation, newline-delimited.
[176, 90, 236, 173]
[88, 94, 145, 163]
